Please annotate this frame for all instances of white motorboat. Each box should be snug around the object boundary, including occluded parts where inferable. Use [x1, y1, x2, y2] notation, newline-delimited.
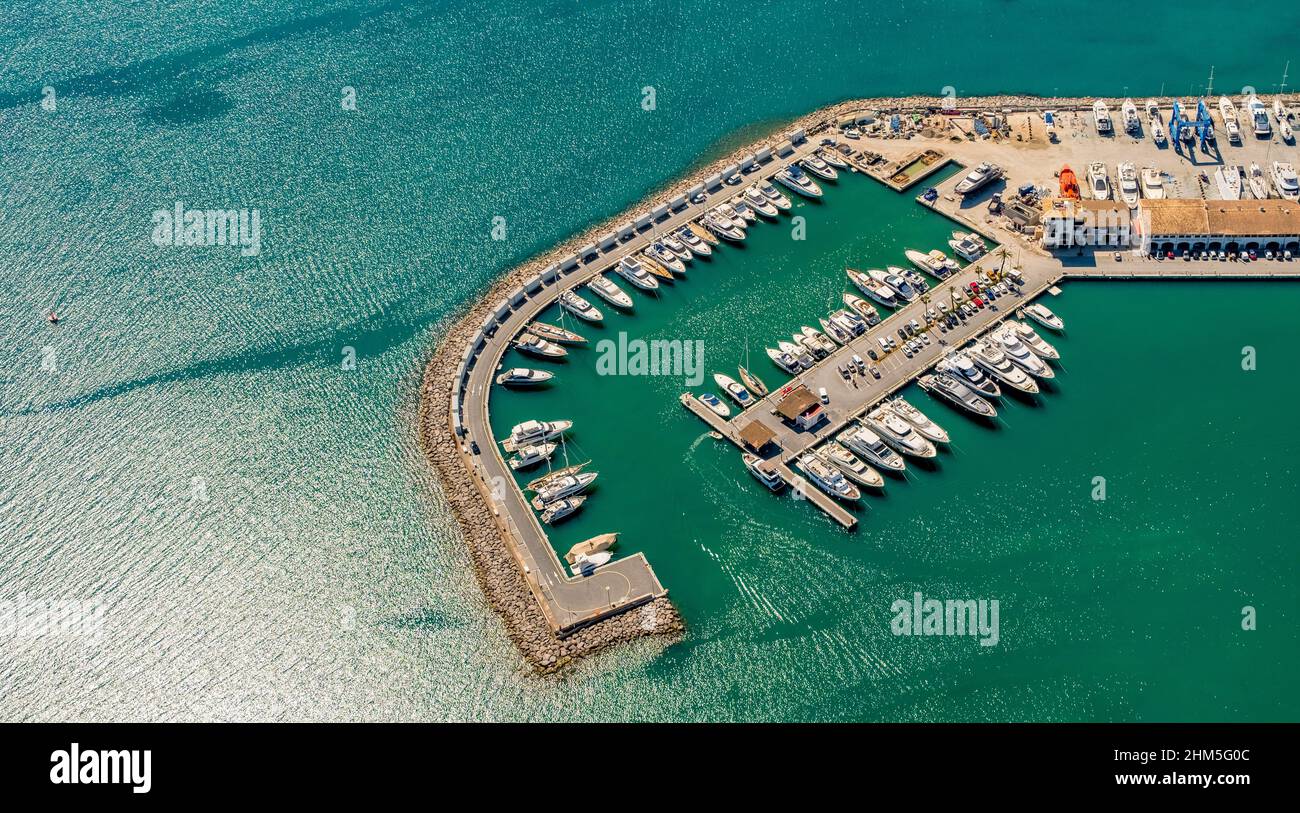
[1247, 163, 1271, 199]
[1219, 96, 1241, 142]
[1121, 98, 1140, 133]
[714, 373, 754, 409]
[937, 353, 1001, 397]
[863, 407, 937, 459]
[992, 325, 1054, 379]
[838, 425, 906, 472]
[868, 268, 919, 302]
[558, 289, 604, 322]
[530, 471, 599, 508]
[743, 453, 785, 492]
[1087, 161, 1110, 200]
[1281, 119, 1295, 143]
[819, 316, 852, 345]
[698, 392, 730, 418]
[646, 242, 686, 273]
[954, 162, 1003, 196]
[587, 274, 633, 309]
[778, 340, 814, 369]
[906, 248, 958, 278]
[729, 197, 759, 224]
[495, 367, 554, 387]
[540, 496, 585, 525]
[775, 164, 823, 198]
[716, 203, 748, 229]
[948, 232, 985, 262]
[1022, 302, 1065, 331]
[792, 332, 825, 362]
[800, 154, 839, 181]
[1010, 321, 1060, 360]
[514, 332, 567, 359]
[1245, 95, 1271, 136]
[503, 419, 572, 451]
[842, 293, 880, 325]
[702, 212, 745, 242]
[1093, 100, 1113, 134]
[800, 325, 837, 356]
[917, 373, 997, 418]
[828, 309, 866, 336]
[766, 346, 801, 375]
[1139, 167, 1165, 199]
[888, 397, 949, 444]
[674, 226, 712, 256]
[743, 186, 780, 218]
[822, 442, 885, 489]
[1272, 161, 1299, 200]
[759, 181, 793, 210]
[1146, 99, 1166, 145]
[615, 256, 659, 290]
[507, 442, 557, 470]
[796, 453, 861, 501]
[661, 234, 692, 261]
[969, 339, 1040, 394]
[893, 265, 930, 294]
[1214, 167, 1242, 200]
[1117, 162, 1140, 207]
[816, 147, 848, 168]
[847, 268, 899, 308]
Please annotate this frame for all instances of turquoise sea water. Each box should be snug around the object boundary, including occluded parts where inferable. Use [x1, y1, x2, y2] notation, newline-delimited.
[2, 0, 1298, 721]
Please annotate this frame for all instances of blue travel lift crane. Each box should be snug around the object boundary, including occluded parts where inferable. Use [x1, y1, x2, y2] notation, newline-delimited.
[1169, 99, 1215, 152]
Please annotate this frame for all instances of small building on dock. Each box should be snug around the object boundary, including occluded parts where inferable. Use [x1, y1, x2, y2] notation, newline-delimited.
[775, 385, 825, 431]
[738, 420, 778, 453]
[1141, 199, 1300, 255]
[1039, 198, 1135, 249]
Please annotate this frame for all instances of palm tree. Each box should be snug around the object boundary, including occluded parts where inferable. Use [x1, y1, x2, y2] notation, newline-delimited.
[993, 247, 1010, 279]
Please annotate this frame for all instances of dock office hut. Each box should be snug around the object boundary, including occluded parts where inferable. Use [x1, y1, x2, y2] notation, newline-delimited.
[738, 420, 778, 453]
[775, 385, 825, 431]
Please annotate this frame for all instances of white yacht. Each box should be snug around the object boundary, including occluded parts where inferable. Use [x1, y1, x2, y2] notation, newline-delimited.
[954, 162, 1003, 196]
[800, 325, 837, 356]
[765, 346, 801, 375]
[775, 164, 823, 198]
[759, 181, 793, 210]
[838, 426, 906, 472]
[495, 367, 554, 387]
[1087, 161, 1110, 200]
[1214, 167, 1242, 200]
[503, 419, 572, 451]
[1121, 99, 1140, 133]
[917, 373, 997, 418]
[1245, 95, 1271, 136]
[646, 242, 686, 273]
[1117, 162, 1140, 208]
[842, 293, 880, 325]
[1272, 161, 1299, 200]
[948, 232, 985, 262]
[674, 226, 712, 256]
[1010, 321, 1060, 360]
[828, 309, 866, 336]
[778, 340, 814, 370]
[530, 471, 598, 508]
[514, 332, 567, 359]
[661, 234, 692, 261]
[1280, 118, 1295, 143]
[992, 326, 1054, 379]
[970, 339, 1039, 394]
[698, 392, 730, 418]
[1247, 163, 1271, 199]
[558, 289, 603, 322]
[570, 550, 612, 576]
[893, 265, 931, 294]
[715, 203, 749, 229]
[821, 442, 885, 489]
[864, 407, 938, 459]
[1139, 167, 1165, 199]
[728, 197, 758, 224]
[1146, 99, 1166, 145]
[587, 274, 633, 309]
[796, 453, 861, 501]
[540, 496, 585, 525]
[615, 256, 659, 290]
[868, 268, 919, 302]
[702, 212, 745, 242]
[816, 147, 848, 168]
[819, 316, 852, 346]
[937, 353, 1001, 397]
[1093, 100, 1113, 134]
[888, 397, 949, 444]
[507, 442, 556, 470]
[713, 373, 754, 409]
[1022, 302, 1065, 331]
[743, 186, 780, 218]
[800, 154, 839, 181]
[847, 269, 899, 308]
[1219, 96, 1241, 142]
[743, 453, 785, 492]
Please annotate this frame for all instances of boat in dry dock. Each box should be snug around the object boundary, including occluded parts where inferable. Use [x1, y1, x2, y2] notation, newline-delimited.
[796, 452, 860, 501]
[587, 274, 634, 309]
[1121, 98, 1140, 133]
[1273, 161, 1300, 200]
[565, 533, 618, 565]
[864, 406, 937, 459]
[558, 289, 604, 322]
[917, 372, 997, 418]
[1117, 162, 1140, 208]
[1140, 167, 1165, 199]
[1146, 99, 1166, 144]
[888, 397, 949, 444]
[1247, 163, 1271, 199]
[1220, 96, 1242, 142]
[495, 367, 554, 387]
[954, 162, 1002, 196]
[529, 321, 585, 344]
[743, 453, 786, 492]
[822, 442, 885, 489]
[969, 339, 1040, 394]
[615, 256, 660, 290]
[514, 331, 568, 359]
[775, 164, 823, 198]
[839, 425, 906, 472]
[1093, 100, 1113, 134]
[1214, 167, 1242, 201]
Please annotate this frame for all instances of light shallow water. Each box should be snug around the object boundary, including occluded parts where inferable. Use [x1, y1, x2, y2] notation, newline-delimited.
[1, 0, 1297, 721]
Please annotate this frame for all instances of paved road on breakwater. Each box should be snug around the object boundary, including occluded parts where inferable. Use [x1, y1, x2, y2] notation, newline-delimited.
[458, 133, 836, 631]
